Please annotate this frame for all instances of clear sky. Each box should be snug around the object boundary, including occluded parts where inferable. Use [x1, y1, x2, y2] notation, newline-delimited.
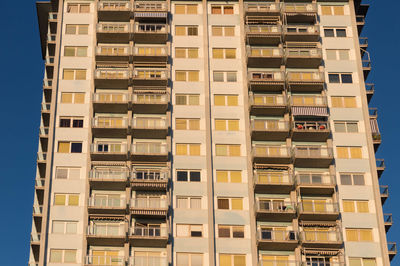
[0, 0, 399, 265]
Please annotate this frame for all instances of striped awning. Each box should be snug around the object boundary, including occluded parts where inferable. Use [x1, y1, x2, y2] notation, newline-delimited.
[89, 215, 125, 221]
[253, 163, 289, 170]
[91, 162, 127, 166]
[133, 89, 167, 94]
[134, 12, 167, 18]
[370, 118, 380, 133]
[302, 249, 341, 256]
[300, 221, 337, 227]
[292, 106, 329, 117]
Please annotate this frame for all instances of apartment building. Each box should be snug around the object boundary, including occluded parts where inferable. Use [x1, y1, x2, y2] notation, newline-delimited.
[30, 0, 395, 265]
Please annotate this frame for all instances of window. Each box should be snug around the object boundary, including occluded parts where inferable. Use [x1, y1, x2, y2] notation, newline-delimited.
[175, 4, 198, 14]
[175, 48, 199, 58]
[175, 26, 198, 36]
[67, 3, 90, 13]
[54, 194, 79, 206]
[331, 96, 357, 108]
[50, 249, 77, 263]
[340, 173, 365, 186]
[218, 225, 244, 238]
[176, 118, 200, 130]
[64, 46, 88, 57]
[334, 121, 358, 133]
[215, 119, 239, 131]
[349, 258, 376, 266]
[177, 224, 203, 237]
[59, 116, 84, 128]
[60, 92, 85, 103]
[321, 5, 345, 15]
[219, 254, 246, 266]
[52, 221, 78, 234]
[215, 144, 240, 156]
[346, 228, 373, 242]
[216, 170, 242, 183]
[324, 28, 347, 37]
[211, 5, 234, 15]
[214, 95, 238, 106]
[326, 49, 350, 60]
[217, 198, 243, 210]
[176, 170, 201, 182]
[65, 24, 89, 35]
[55, 167, 80, 179]
[336, 146, 362, 159]
[176, 253, 203, 266]
[211, 26, 235, 36]
[57, 141, 83, 153]
[176, 144, 201, 156]
[175, 71, 199, 82]
[212, 48, 236, 59]
[213, 71, 237, 82]
[328, 73, 353, 83]
[63, 69, 87, 80]
[343, 200, 369, 213]
[177, 197, 202, 209]
[176, 94, 200, 105]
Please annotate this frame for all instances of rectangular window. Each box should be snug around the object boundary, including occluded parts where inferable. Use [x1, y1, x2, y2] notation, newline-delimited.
[216, 170, 242, 183]
[176, 224, 203, 237]
[175, 26, 198, 36]
[177, 196, 202, 209]
[50, 249, 77, 263]
[324, 28, 347, 37]
[63, 69, 87, 80]
[214, 95, 239, 106]
[52, 221, 78, 234]
[326, 49, 350, 60]
[212, 48, 236, 59]
[176, 118, 200, 130]
[211, 5, 234, 15]
[59, 116, 84, 128]
[176, 144, 201, 156]
[54, 194, 79, 206]
[321, 5, 345, 15]
[346, 228, 373, 242]
[331, 96, 357, 108]
[57, 141, 83, 153]
[175, 71, 199, 82]
[215, 119, 239, 131]
[340, 173, 365, 186]
[336, 146, 362, 159]
[176, 253, 203, 266]
[349, 258, 376, 266]
[176, 170, 201, 182]
[60, 92, 85, 103]
[175, 47, 199, 58]
[328, 73, 353, 83]
[213, 71, 237, 82]
[334, 121, 358, 133]
[217, 198, 243, 210]
[175, 4, 198, 14]
[218, 225, 244, 238]
[343, 200, 369, 213]
[211, 26, 235, 36]
[215, 144, 240, 156]
[219, 254, 246, 266]
[175, 94, 200, 106]
[65, 24, 89, 35]
[67, 3, 90, 13]
[55, 167, 80, 179]
[64, 46, 88, 57]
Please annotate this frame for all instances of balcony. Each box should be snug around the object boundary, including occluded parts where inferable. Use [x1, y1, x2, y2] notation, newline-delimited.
[293, 146, 333, 168]
[41, 103, 51, 114]
[257, 228, 298, 251]
[31, 233, 41, 246]
[359, 37, 368, 55]
[369, 107, 377, 118]
[97, 1, 131, 21]
[249, 94, 287, 116]
[37, 152, 47, 164]
[35, 178, 45, 190]
[286, 72, 324, 91]
[32, 205, 43, 217]
[245, 3, 280, 16]
[132, 46, 168, 63]
[290, 95, 327, 108]
[43, 79, 52, 90]
[134, 1, 168, 14]
[92, 93, 129, 113]
[95, 45, 131, 61]
[88, 197, 127, 214]
[94, 69, 130, 88]
[259, 260, 299, 266]
[129, 256, 168, 266]
[283, 3, 317, 23]
[96, 23, 130, 43]
[133, 23, 168, 44]
[380, 185, 388, 205]
[365, 83, 374, 102]
[131, 142, 168, 162]
[132, 69, 168, 86]
[283, 25, 320, 42]
[384, 214, 393, 232]
[90, 143, 128, 161]
[89, 169, 129, 190]
[300, 229, 342, 248]
[291, 121, 330, 141]
[247, 47, 283, 67]
[85, 255, 126, 266]
[252, 145, 292, 164]
[362, 54, 371, 79]
[39, 127, 49, 138]
[91, 117, 129, 137]
[296, 173, 335, 195]
[129, 226, 168, 247]
[130, 198, 168, 217]
[285, 48, 322, 68]
[255, 199, 296, 222]
[298, 201, 339, 221]
[248, 71, 285, 92]
[131, 169, 169, 190]
[86, 224, 125, 245]
[251, 119, 289, 141]
[132, 92, 169, 114]
[47, 33, 56, 45]
[132, 117, 168, 138]
[245, 25, 282, 45]
[253, 170, 294, 193]
[388, 242, 397, 261]
[356, 15, 365, 34]
[45, 56, 55, 78]
[376, 159, 385, 178]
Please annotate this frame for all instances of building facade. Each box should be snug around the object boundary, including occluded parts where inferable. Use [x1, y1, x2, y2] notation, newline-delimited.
[31, 0, 395, 265]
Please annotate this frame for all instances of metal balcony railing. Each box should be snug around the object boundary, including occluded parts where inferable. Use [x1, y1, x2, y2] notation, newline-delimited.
[129, 256, 168, 266]
[284, 25, 320, 35]
[35, 178, 45, 188]
[249, 71, 285, 82]
[88, 197, 126, 208]
[92, 93, 129, 103]
[253, 145, 291, 158]
[98, 1, 131, 11]
[251, 119, 289, 132]
[359, 37, 368, 46]
[134, 1, 167, 11]
[287, 71, 324, 83]
[130, 226, 168, 238]
[296, 173, 335, 186]
[46, 56, 55, 65]
[48, 12, 57, 20]
[380, 185, 389, 197]
[388, 242, 397, 253]
[87, 224, 125, 237]
[246, 25, 282, 34]
[94, 69, 130, 79]
[376, 159, 385, 169]
[256, 199, 296, 213]
[39, 127, 49, 136]
[92, 117, 129, 128]
[43, 79, 52, 88]
[259, 260, 299, 266]
[290, 95, 327, 106]
[356, 15, 365, 24]
[384, 214, 393, 224]
[91, 143, 128, 153]
[253, 171, 293, 185]
[31, 233, 41, 243]
[131, 143, 168, 155]
[41, 103, 51, 111]
[134, 23, 167, 34]
[245, 3, 280, 13]
[132, 117, 167, 130]
[132, 69, 168, 79]
[37, 152, 47, 161]
[86, 255, 125, 266]
[132, 93, 168, 104]
[247, 47, 283, 57]
[130, 198, 168, 209]
[283, 3, 317, 13]
[131, 169, 169, 181]
[300, 229, 342, 243]
[132, 46, 168, 57]
[32, 205, 43, 215]
[298, 202, 339, 214]
[285, 48, 322, 58]
[258, 228, 298, 241]
[47, 33, 56, 42]
[294, 146, 333, 159]
[96, 45, 131, 56]
[97, 23, 130, 33]
[250, 94, 287, 106]
[89, 169, 129, 181]
[292, 121, 329, 132]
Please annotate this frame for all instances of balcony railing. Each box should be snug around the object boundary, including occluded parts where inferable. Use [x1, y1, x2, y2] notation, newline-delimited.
[253, 145, 291, 158]
[388, 242, 397, 253]
[89, 169, 129, 181]
[380, 185, 389, 197]
[92, 117, 129, 128]
[39, 127, 49, 136]
[37, 152, 47, 162]
[283, 25, 320, 35]
[88, 197, 126, 208]
[132, 46, 168, 57]
[251, 119, 289, 132]
[290, 95, 327, 106]
[134, 1, 167, 11]
[98, 1, 131, 11]
[300, 229, 342, 243]
[250, 94, 287, 106]
[86, 255, 125, 266]
[41, 103, 51, 111]
[259, 260, 299, 266]
[365, 83, 375, 93]
[129, 256, 168, 266]
[287, 71, 324, 83]
[132, 69, 168, 80]
[245, 3, 280, 13]
[93, 93, 129, 104]
[35, 178, 45, 188]
[249, 71, 285, 83]
[356, 15, 365, 24]
[43, 79, 52, 88]
[247, 47, 283, 57]
[132, 93, 168, 104]
[132, 117, 167, 130]
[96, 46, 131, 57]
[47, 33, 56, 42]
[46, 56, 55, 65]
[32, 205, 43, 215]
[285, 48, 322, 58]
[254, 171, 293, 185]
[258, 228, 298, 241]
[48, 12, 57, 20]
[130, 198, 168, 209]
[87, 224, 125, 237]
[359, 37, 368, 46]
[283, 3, 317, 13]
[369, 108, 378, 117]
[94, 69, 130, 80]
[130, 226, 168, 238]
[293, 146, 333, 159]
[256, 199, 296, 213]
[97, 23, 130, 33]
[296, 173, 335, 186]
[376, 159, 385, 169]
[131, 143, 168, 155]
[134, 23, 167, 34]
[246, 25, 282, 35]
[31, 233, 41, 243]
[132, 169, 169, 181]
[298, 202, 339, 214]
[292, 121, 329, 132]
[91, 143, 128, 154]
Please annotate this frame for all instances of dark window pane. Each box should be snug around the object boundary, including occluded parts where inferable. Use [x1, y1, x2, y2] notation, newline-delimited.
[177, 171, 188, 181]
[341, 74, 353, 83]
[190, 171, 201, 182]
[218, 227, 231, 238]
[340, 174, 352, 185]
[191, 231, 202, 237]
[218, 199, 229, 209]
[232, 227, 244, 238]
[71, 142, 82, 153]
[336, 29, 347, 37]
[353, 175, 365, 185]
[73, 119, 83, 128]
[328, 74, 340, 83]
[60, 119, 71, 127]
[324, 29, 335, 37]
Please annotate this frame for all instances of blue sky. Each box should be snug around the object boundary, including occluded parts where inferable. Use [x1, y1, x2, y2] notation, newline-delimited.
[0, 0, 399, 265]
